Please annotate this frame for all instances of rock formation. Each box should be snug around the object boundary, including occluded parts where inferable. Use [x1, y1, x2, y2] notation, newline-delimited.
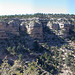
[0, 17, 74, 39]
[26, 20, 43, 40]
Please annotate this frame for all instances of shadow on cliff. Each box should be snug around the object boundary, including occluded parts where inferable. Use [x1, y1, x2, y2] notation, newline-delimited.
[43, 25, 68, 48]
[68, 29, 75, 40]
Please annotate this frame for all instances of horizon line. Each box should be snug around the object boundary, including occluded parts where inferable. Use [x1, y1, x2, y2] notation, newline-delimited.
[0, 13, 75, 16]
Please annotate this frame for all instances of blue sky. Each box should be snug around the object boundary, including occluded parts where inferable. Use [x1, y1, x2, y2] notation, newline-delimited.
[0, 0, 75, 15]
[69, 0, 75, 14]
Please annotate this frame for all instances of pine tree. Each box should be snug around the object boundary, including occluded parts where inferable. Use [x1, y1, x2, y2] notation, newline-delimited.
[0, 56, 11, 75]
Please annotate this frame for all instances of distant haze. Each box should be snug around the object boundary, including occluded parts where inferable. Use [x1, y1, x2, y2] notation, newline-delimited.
[0, 0, 75, 15]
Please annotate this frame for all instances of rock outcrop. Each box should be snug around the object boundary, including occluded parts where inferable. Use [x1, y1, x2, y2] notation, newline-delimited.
[0, 17, 74, 39]
[0, 20, 20, 39]
[47, 21, 59, 30]
[8, 20, 20, 35]
[26, 20, 43, 40]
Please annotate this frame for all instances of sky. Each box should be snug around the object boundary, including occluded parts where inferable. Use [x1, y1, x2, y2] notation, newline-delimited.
[0, 0, 75, 15]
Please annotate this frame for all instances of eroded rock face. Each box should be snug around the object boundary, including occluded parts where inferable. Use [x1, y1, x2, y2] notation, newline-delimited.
[47, 21, 59, 30]
[0, 20, 20, 39]
[0, 19, 43, 40]
[26, 20, 43, 40]
[0, 21, 8, 39]
[0, 17, 74, 39]
[8, 20, 20, 35]
[20, 21, 27, 31]
[47, 21, 71, 38]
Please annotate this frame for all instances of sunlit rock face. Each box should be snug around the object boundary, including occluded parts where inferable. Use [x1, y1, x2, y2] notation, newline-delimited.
[47, 21, 59, 30]
[26, 20, 43, 40]
[47, 21, 71, 38]
[20, 21, 27, 31]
